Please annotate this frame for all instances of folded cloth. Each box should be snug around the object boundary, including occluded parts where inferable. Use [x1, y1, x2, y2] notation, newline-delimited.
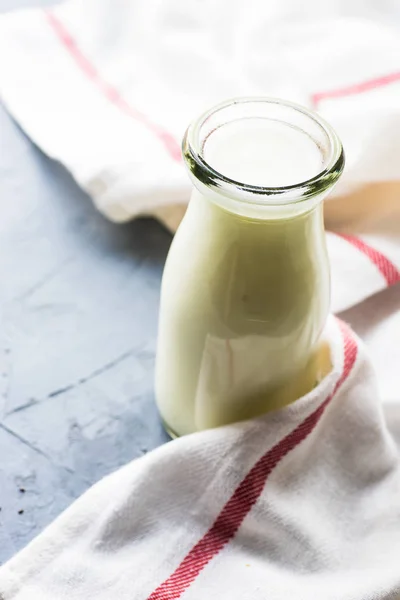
[1, 0, 400, 226]
[0, 0, 400, 313]
[1, 318, 400, 600]
[0, 1, 400, 599]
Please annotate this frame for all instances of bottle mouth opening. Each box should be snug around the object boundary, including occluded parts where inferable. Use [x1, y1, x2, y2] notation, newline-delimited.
[183, 97, 345, 206]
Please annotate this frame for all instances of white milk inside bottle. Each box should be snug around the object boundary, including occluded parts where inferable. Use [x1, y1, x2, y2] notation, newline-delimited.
[155, 98, 344, 437]
[204, 117, 322, 187]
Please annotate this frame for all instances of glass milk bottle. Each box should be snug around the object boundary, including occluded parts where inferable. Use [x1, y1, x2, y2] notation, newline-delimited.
[156, 98, 344, 437]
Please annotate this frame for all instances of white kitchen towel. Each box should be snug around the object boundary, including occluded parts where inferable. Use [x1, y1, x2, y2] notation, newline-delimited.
[1, 318, 400, 600]
[1, 0, 400, 218]
[1, 0, 400, 224]
[1, 0, 400, 315]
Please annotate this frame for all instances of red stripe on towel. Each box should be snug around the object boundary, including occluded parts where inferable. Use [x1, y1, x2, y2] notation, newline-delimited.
[44, 11, 181, 163]
[147, 321, 358, 600]
[312, 71, 400, 106]
[336, 233, 400, 287]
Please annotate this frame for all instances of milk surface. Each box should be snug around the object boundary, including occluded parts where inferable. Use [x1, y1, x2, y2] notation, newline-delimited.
[203, 117, 323, 188]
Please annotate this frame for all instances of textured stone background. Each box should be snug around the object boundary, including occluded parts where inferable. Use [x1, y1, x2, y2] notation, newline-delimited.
[0, 11, 170, 559]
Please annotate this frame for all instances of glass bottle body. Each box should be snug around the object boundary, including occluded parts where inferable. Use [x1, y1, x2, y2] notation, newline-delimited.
[155, 97, 344, 437]
[156, 190, 331, 436]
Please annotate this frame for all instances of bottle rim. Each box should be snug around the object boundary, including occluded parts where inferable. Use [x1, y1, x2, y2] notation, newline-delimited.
[182, 97, 345, 207]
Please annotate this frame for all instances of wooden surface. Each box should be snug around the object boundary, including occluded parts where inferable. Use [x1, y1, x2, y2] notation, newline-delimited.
[0, 99, 170, 563]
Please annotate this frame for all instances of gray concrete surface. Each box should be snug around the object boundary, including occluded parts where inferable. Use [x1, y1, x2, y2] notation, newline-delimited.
[0, 101, 170, 563]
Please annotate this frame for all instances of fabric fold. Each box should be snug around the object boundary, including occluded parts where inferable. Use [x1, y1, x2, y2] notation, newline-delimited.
[1, 320, 400, 599]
